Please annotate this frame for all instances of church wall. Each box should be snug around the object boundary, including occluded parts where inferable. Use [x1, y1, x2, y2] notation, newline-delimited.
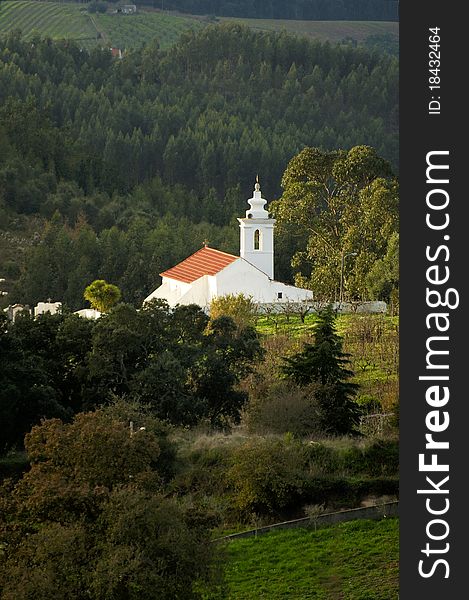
[144, 259, 313, 309]
[144, 277, 191, 305]
[214, 260, 313, 304]
[165, 277, 191, 296]
[214, 259, 272, 302]
[270, 281, 314, 303]
[175, 276, 211, 307]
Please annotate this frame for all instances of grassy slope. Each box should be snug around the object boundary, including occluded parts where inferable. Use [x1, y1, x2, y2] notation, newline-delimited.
[255, 312, 399, 414]
[204, 518, 399, 599]
[220, 17, 399, 43]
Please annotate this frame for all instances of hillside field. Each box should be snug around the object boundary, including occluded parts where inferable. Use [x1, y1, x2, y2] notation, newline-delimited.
[202, 518, 399, 599]
[220, 16, 399, 44]
[255, 311, 399, 416]
[0, 1, 98, 48]
[93, 10, 203, 50]
[0, 1, 203, 49]
[0, 1, 398, 50]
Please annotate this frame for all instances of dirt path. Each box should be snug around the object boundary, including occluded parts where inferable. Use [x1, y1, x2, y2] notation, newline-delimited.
[88, 13, 109, 45]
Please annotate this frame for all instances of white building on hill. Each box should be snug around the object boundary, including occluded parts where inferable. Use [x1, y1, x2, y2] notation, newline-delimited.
[34, 301, 62, 317]
[144, 179, 313, 308]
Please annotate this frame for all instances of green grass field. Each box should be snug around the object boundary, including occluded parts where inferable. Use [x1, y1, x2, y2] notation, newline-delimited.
[220, 17, 399, 44]
[204, 518, 399, 599]
[255, 312, 398, 337]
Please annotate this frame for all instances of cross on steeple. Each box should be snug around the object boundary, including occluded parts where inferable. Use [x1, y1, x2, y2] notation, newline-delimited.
[203, 239, 210, 247]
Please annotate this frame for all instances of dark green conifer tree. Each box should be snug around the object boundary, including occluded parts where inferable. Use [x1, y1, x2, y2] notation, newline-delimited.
[282, 305, 360, 435]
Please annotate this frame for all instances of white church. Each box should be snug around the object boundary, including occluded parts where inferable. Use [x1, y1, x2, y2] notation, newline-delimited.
[144, 179, 314, 309]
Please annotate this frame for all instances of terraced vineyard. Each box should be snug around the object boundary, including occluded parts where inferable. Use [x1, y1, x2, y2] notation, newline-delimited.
[0, 1, 203, 50]
[93, 11, 203, 50]
[0, 1, 98, 48]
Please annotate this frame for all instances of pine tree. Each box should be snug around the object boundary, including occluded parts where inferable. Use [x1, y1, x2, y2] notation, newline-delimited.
[282, 305, 360, 435]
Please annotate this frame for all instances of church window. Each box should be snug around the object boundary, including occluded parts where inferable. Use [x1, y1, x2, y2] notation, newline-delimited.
[278, 292, 283, 299]
[254, 229, 261, 250]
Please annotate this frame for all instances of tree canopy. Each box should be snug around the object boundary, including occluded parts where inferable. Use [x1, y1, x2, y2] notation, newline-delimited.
[271, 145, 399, 301]
[138, 0, 399, 21]
[0, 406, 219, 599]
[84, 279, 121, 313]
[0, 301, 262, 454]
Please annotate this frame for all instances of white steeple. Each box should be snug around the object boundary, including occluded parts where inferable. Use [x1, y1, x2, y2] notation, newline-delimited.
[245, 175, 269, 218]
[238, 177, 276, 279]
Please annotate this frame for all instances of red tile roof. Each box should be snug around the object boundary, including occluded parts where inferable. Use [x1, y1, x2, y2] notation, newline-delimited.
[160, 246, 238, 283]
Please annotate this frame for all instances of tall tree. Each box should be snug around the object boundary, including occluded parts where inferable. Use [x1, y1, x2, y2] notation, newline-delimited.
[282, 305, 360, 435]
[271, 145, 398, 300]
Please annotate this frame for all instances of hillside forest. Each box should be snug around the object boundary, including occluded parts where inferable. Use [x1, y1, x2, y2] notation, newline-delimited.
[0, 24, 398, 309]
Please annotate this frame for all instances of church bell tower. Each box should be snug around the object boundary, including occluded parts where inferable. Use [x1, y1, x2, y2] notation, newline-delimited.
[238, 177, 276, 279]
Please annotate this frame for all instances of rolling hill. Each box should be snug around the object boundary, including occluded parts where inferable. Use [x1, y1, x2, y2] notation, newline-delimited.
[0, 1, 204, 50]
[220, 16, 398, 44]
[0, 1, 398, 51]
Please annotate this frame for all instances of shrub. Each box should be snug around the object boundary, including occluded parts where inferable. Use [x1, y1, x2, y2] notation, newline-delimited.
[227, 436, 309, 515]
[305, 442, 342, 475]
[243, 381, 323, 436]
[89, 489, 220, 600]
[0, 523, 92, 600]
[302, 475, 399, 509]
[305, 439, 399, 478]
[171, 445, 232, 498]
[13, 407, 165, 523]
[0, 411, 221, 599]
[0, 490, 221, 600]
[209, 293, 257, 330]
[340, 440, 399, 477]
[100, 397, 177, 481]
[356, 393, 382, 413]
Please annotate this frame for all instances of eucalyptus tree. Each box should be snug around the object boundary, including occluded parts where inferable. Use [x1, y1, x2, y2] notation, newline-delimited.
[271, 145, 398, 301]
